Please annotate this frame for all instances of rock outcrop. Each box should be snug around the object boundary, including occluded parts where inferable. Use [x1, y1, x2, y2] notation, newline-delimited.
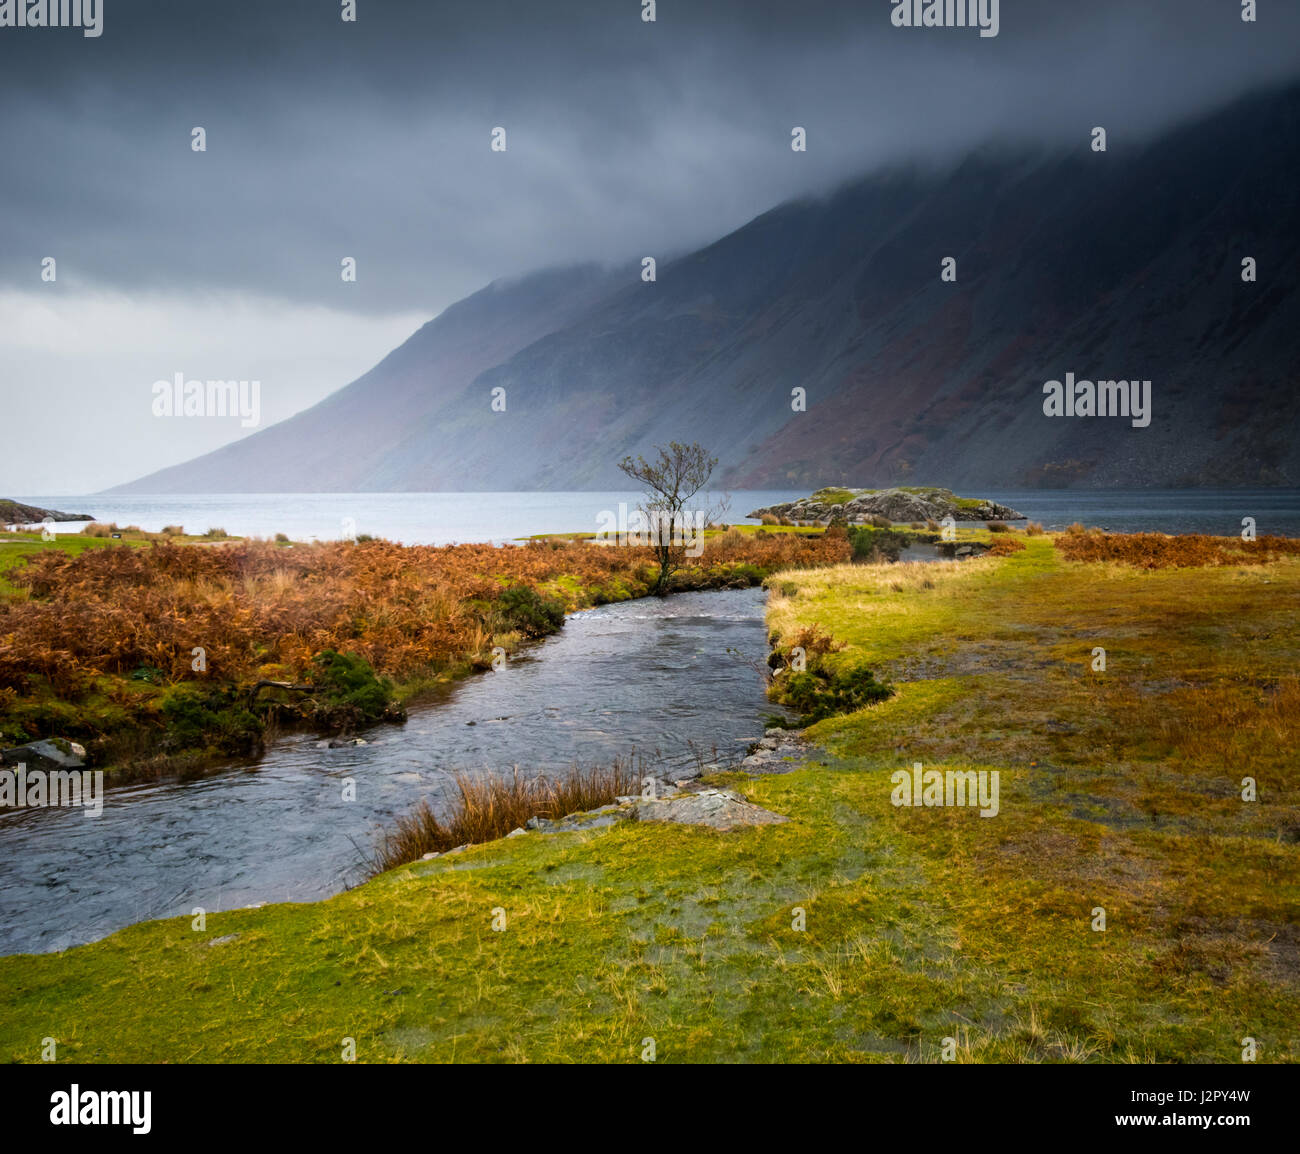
[749, 487, 1023, 526]
[0, 738, 87, 771]
[0, 499, 94, 526]
[631, 788, 789, 832]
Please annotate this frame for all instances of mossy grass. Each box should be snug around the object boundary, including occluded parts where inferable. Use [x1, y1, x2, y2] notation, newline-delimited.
[2, 533, 1294, 1062]
[522, 523, 826, 542]
[806, 485, 988, 511]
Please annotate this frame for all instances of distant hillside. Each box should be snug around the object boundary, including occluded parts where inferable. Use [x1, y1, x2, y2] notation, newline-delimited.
[111, 84, 1300, 494]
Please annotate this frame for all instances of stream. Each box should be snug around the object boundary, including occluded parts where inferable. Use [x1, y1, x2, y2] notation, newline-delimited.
[0, 587, 784, 956]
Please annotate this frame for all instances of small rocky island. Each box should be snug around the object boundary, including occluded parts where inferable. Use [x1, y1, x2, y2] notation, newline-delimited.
[749, 486, 1023, 526]
[0, 499, 94, 526]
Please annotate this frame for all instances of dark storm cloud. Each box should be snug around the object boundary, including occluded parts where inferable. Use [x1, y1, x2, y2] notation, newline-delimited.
[2, 0, 1298, 314]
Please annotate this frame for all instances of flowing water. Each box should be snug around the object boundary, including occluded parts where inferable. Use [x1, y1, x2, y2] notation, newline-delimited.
[0, 588, 784, 956]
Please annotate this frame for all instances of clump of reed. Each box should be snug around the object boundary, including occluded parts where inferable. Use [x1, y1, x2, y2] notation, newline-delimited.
[368, 762, 642, 873]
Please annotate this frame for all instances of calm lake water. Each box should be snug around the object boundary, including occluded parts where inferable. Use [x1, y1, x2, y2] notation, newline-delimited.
[13, 488, 1300, 541]
[11, 491, 805, 544]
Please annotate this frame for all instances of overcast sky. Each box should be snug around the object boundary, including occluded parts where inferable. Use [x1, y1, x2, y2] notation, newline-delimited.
[3, 0, 1298, 494]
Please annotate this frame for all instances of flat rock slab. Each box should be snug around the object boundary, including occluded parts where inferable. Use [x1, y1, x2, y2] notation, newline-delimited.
[633, 788, 789, 831]
[740, 730, 812, 775]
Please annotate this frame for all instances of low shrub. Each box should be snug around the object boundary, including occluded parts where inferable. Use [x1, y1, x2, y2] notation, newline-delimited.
[773, 666, 894, 723]
[847, 525, 919, 563]
[988, 536, 1027, 556]
[160, 684, 262, 755]
[497, 584, 566, 638]
[308, 649, 402, 732]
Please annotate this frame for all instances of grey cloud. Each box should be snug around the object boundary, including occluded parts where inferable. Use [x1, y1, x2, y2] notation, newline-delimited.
[2, 0, 1298, 316]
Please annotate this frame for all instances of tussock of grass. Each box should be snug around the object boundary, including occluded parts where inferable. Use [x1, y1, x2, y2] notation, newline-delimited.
[369, 764, 641, 872]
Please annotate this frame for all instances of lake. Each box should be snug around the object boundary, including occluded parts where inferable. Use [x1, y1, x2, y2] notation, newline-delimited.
[12, 488, 1300, 542]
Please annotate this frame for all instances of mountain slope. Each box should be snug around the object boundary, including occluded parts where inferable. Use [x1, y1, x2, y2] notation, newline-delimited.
[112, 83, 1300, 493]
[110, 264, 626, 493]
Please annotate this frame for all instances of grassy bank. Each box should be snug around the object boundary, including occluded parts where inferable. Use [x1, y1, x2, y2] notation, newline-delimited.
[0, 527, 848, 778]
[766, 533, 1299, 1060]
[2, 529, 1294, 1062]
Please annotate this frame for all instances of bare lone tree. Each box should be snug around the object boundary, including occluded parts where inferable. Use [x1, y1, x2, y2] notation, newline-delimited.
[617, 441, 729, 595]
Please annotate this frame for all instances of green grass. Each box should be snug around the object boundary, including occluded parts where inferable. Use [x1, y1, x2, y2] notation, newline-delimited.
[522, 524, 825, 542]
[771, 539, 1300, 1061]
[2, 534, 1294, 1063]
[713, 523, 825, 536]
[894, 486, 986, 510]
[0, 534, 148, 595]
[809, 487, 859, 506]
[0, 766, 1039, 1063]
[0, 529, 249, 594]
[806, 486, 988, 512]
